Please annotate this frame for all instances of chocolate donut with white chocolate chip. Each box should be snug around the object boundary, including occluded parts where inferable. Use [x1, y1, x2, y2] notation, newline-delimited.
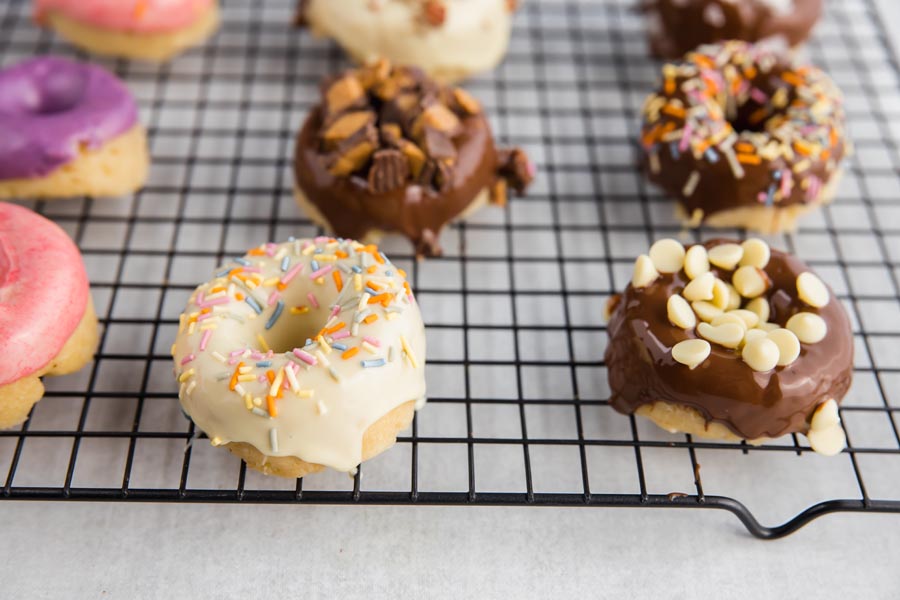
[293, 59, 533, 257]
[605, 238, 852, 455]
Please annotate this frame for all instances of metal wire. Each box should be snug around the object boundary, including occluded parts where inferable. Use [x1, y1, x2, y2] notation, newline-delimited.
[1, 0, 899, 539]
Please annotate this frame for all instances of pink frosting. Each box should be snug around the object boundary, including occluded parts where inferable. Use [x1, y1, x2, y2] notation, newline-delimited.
[0, 203, 90, 386]
[35, 0, 213, 34]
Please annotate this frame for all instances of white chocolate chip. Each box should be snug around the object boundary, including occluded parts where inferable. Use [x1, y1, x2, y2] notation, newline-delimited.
[709, 278, 728, 309]
[708, 243, 743, 270]
[811, 399, 841, 430]
[692, 300, 723, 322]
[724, 283, 741, 310]
[672, 338, 711, 370]
[742, 337, 779, 372]
[697, 321, 744, 348]
[786, 311, 827, 344]
[767, 328, 801, 366]
[711, 313, 748, 331]
[682, 271, 715, 301]
[649, 238, 686, 274]
[684, 245, 710, 280]
[744, 297, 771, 324]
[631, 254, 660, 288]
[726, 309, 760, 329]
[742, 328, 767, 347]
[739, 238, 771, 268]
[796, 272, 830, 308]
[732, 265, 770, 299]
[757, 322, 779, 332]
[667, 294, 697, 329]
[807, 426, 846, 457]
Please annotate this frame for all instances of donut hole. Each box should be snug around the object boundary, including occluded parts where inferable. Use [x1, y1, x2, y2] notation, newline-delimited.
[719, 68, 797, 136]
[260, 303, 335, 354]
[32, 67, 88, 115]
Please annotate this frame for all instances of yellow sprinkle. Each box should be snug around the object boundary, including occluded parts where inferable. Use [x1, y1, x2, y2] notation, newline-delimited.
[239, 365, 253, 374]
[400, 336, 418, 369]
[316, 335, 332, 354]
[316, 254, 337, 262]
[178, 314, 186, 334]
[285, 365, 300, 393]
[244, 394, 254, 410]
[297, 389, 315, 399]
[170, 344, 177, 357]
[238, 374, 257, 382]
[361, 341, 378, 354]
[315, 349, 330, 367]
[178, 369, 195, 383]
[253, 397, 263, 407]
[187, 321, 196, 335]
[257, 333, 270, 352]
[290, 306, 310, 315]
[262, 277, 280, 287]
[302, 244, 316, 255]
[315, 277, 325, 285]
[270, 368, 285, 397]
[353, 274, 362, 291]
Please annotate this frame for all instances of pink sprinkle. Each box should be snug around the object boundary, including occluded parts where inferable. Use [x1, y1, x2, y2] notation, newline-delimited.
[806, 176, 821, 201]
[301, 241, 312, 250]
[330, 305, 341, 318]
[180, 354, 195, 366]
[198, 296, 229, 308]
[258, 375, 267, 383]
[229, 349, 245, 357]
[267, 291, 281, 306]
[750, 87, 768, 104]
[199, 330, 212, 351]
[331, 330, 350, 341]
[308, 292, 319, 309]
[780, 170, 792, 198]
[250, 351, 264, 360]
[242, 266, 262, 274]
[314, 236, 330, 243]
[228, 358, 239, 366]
[281, 263, 304, 285]
[293, 349, 317, 365]
[363, 336, 381, 347]
[678, 122, 693, 153]
[195, 291, 205, 305]
[309, 264, 333, 279]
[757, 191, 768, 203]
[197, 312, 214, 322]
[265, 243, 277, 257]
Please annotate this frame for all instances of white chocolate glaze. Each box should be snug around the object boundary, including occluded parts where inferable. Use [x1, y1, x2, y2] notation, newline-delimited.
[303, 0, 513, 81]
[172, 237, 426, 473]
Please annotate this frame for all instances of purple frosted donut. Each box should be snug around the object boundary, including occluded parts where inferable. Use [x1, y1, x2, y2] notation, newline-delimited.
[0, 55, 148, 199]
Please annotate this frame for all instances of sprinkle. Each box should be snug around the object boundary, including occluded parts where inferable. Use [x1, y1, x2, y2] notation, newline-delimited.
[180, 354, 195, 366]
[682, 171, 701, 197]
[281, 263, 304, 285]
[235, 384, 248, 397]
[353, 274, 363, 291]
[316, 350, 330, 367]
[267, 395, 278, 418]
[333, 270, 343, 292]
[269, 428, 279, 452]
[331, 330, 350, 341]
[293, 348, 317, 366]
[332, 342, 348, 351]
[358, 292, 371, 311]
[257, 333, 270, 352]
[245, 296, 263, 315]
[265, 300, 285, 330]
[251, 407, 269, 418]
[361, 341, 378, 354]
[361, 358, 386, 368]
[400, 335, 419, 368]
[388, 345, 395, 362]
[234, 257, 251, 267]
[310, 264, 333, 280]
[211, 351, 226, 363]
[199, 330, 213, 352]
[270, 369, 285, 397]
[363, 336, 381, 347]
[325, 321, 346, 335]
[229, 362, 244, 391]
[342, 347, 360, 360]
[290, 306, 310, 315]
[308, 292, 320, 309]
[355, 309, 372, 323]
[363, 314, 378, 325]
[328, 367, 341, 382]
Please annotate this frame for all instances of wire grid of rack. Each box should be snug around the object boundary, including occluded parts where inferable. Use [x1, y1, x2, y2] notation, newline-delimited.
[1, 0, 899, 539]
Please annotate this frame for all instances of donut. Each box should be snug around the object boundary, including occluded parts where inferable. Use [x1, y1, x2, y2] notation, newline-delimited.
[295, 0, 518, 82]
[35, 0, 219, 62]
[0, 202, 99, 429]
[640, 40, 848, 233]
[641, 0, 824, 58]
[0, 56, 149, 201]
[604, 237, 852, 456]
[171, 237, 427, 478]
[293, 59, 534, 257]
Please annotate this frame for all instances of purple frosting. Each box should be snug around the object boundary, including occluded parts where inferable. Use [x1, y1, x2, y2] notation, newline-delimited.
[0, 56, 138, 180]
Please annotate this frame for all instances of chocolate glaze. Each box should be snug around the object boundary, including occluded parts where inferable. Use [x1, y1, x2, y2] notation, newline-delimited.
[294, 107, 500, 256]
[643, 0, 824, 59]
[605, 239, 853, 440]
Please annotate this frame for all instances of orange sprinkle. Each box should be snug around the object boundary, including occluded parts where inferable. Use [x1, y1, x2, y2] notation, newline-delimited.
[229, 362, 244, 391]
[397, 269, 407, 279]
[367, 281, 383, 292]
[266, 395, 278, 418]
[793, 140, 812, 156]
[693, 54, 715, 69]
[748, 108, 769, 125]
[200, 307, 212, 315]
[366, 265, 377, 274]
[737, 153, 762, 165]
[743, 66, 757, 80]
[664, 77, 675, 95]
[325, 321, 346, 335]
[781, 71, 803, 87]
[235, 292, 245, 301]
[342, 347, 360, 360]
[363, 314, 378, 325]
[662, 104, 685, 118]
[335, 250, 348, 259]
[734, 142, 755, 153]
[209, 286, 226, 294]
[247, 248, 266, 256]
[333, 271, 343, 292]
[266, 370, 275, 385]
[277, 282, 287, 291]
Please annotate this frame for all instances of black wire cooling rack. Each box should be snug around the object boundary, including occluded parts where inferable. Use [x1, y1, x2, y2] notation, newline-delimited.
[2, 0, 899, 539]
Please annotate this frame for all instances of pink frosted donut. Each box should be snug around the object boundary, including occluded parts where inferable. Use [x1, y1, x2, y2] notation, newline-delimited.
[0, 202, 98, 428]
[35, 0, 220, 62]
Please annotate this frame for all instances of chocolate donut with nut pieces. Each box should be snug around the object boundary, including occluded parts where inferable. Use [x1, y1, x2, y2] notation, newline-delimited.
[293, 59, 533, 257]
[641, 0, 824, 59]
[604, 237, 852, 455]
[640, 40, 848, 233]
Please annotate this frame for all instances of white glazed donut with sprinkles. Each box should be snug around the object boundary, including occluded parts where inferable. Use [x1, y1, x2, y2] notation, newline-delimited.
[171, 237, 426, 478]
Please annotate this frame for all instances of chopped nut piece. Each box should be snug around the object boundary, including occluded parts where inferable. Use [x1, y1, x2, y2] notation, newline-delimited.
[490, 177, 509, 206]
[399, 140, 427, 178]
[380, 123, 403, 146]
[358, 58, 391, 90]
[415, 103, 462, 137]
[368, 149, 410, 194]
[648, 238, 685, 273]
[453, 88, 482, 115]
[325, 75, 366, 115]
[328, 138, 376, 176]
[322, 111, 375, 146]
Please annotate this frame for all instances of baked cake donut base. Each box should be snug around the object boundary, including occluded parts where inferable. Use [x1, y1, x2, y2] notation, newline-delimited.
[225, 400, 415, 478]
[293, 184, 491, 248]
[635, 401, 768, 445]
[676, 169, 843, 234]
[0, 125, 149, 200]
[0, 298, 98, 429]
[42, 2, 219, 62]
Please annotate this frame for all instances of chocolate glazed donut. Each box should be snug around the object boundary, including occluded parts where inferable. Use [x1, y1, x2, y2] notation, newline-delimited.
[293, 60, 533, 257]
[642, 0, 824, 59]
[605, 239, 852, 446]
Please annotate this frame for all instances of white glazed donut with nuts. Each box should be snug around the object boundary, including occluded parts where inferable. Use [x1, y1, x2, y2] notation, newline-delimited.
[605, 237, 854, 455]
[295, 0, 518, 82]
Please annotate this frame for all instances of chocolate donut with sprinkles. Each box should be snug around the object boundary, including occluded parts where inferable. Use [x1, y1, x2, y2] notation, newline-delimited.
[171, 237, 426, 478]
[640, 40, 849, 233]
[604, 237, 852, 456]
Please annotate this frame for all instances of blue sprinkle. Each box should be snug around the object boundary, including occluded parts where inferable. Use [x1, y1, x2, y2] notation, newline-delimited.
[256, 360, 272, 368]
[351, 266, 362, 274]
[314, 248, 323, 254]
[766, 184, 776, 206]
[365, 285, 379, 296]
[281, 256, 290, 272]
[305, 338, 313, 347]
[311, 260, 320, 272]
[704, 148, 719, 163]
[265, 300, 285, 330]
[234, 257, 251, 266]
[361, 358, 386, 368]
[288, 236, 296, 242]
[669, 141, 680, 161]
[215, 268, 231, 278]
[246, 296, 263, 314]
[332, 342, 348, 351]
[379, 252, 390, 265]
